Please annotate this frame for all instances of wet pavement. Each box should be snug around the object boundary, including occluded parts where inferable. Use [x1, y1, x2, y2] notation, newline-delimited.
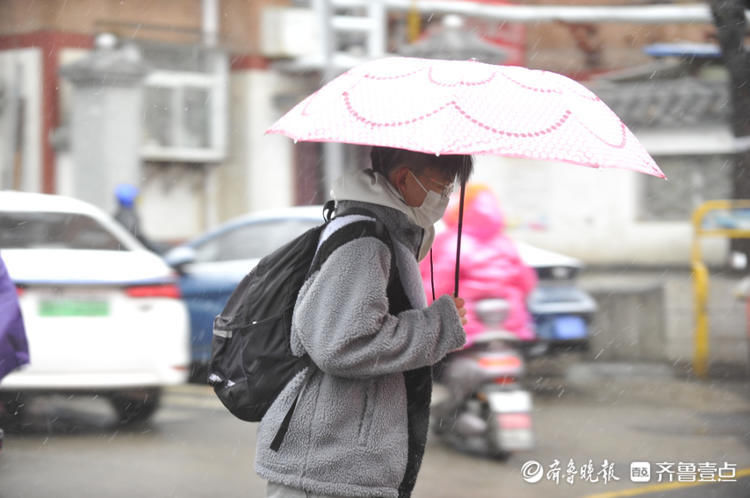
[0, 362, 748, 498]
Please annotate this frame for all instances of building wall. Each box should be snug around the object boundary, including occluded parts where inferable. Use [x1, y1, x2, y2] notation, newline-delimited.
[139, 163, 209, 242]
[223, 68, 300, 218]
[473, 153, 729, 267]
[520, 0, 716, 75]
[56, 48, 90, 198]
[579, 267, 749, 371]
[0, 0, 298, 242]
[0, 0, 291, 50]
[221, 0, 293, 53]
[0, 0, 202, 41]
[135, 65, 304, 242]
[0, 48, 42, 192]
[0, 32, 94, 193]
[0, 0, 730, 250]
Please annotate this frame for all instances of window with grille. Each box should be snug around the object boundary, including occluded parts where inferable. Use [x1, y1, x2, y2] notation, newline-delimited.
[139, 43, 226, 162]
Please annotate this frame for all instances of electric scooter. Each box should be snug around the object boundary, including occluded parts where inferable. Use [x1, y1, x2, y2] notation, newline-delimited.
[431, 298, 534, 459]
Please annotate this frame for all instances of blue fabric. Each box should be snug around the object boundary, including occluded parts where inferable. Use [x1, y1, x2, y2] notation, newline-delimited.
[115, 183, 139, 207]
[0, 254, 29, 381]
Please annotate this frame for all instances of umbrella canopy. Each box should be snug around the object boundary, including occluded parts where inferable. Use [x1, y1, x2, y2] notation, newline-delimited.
[267, 56, 665, 179]
[267, 56, 666, 296]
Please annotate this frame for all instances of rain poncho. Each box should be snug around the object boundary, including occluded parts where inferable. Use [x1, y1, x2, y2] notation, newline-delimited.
[0, 254, 29, 381]
[420, 184, 537, 346]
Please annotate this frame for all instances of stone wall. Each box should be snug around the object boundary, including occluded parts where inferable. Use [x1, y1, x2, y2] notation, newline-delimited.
[578, 268, 749, 375]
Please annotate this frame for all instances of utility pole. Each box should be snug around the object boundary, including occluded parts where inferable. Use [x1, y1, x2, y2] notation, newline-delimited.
[314, 0, 343, 197]
[314, 0, 387, 196]
[3, 61, 23, 190]
[202, 0, 220, 230]
[709, 0, 750, 260]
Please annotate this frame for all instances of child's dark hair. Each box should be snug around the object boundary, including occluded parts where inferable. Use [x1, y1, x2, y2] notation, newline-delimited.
[370, 146, 473, 185]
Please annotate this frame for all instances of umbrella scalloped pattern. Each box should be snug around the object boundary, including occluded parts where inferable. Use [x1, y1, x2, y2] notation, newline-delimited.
[267, 57, 665, 179]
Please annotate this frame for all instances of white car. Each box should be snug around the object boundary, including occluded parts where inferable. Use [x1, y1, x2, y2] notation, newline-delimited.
[0, 191, 189, 424]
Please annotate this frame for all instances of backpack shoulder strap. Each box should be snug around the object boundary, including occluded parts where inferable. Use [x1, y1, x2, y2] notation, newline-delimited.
[271, 207, 401, 453]
[309, 206, 397, 286]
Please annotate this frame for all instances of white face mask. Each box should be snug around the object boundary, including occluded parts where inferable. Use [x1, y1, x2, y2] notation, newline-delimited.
[409, 171, 451, 228]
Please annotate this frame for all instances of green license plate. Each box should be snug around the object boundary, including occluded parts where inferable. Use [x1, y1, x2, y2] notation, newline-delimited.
[39, 300, 109, 317]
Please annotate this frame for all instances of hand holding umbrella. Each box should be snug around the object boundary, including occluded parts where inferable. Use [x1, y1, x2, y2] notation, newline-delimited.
[452, 296, 468, 326]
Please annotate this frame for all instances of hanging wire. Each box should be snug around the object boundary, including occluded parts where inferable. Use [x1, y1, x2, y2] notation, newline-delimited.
[429, 249, 436, 302]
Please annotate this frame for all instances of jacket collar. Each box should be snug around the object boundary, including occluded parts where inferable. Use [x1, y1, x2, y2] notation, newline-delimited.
[336, 200, 424, 258]
[332, 168, 436, 259]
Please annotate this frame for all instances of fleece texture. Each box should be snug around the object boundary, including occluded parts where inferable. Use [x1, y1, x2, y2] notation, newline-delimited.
[255, 202, 465, 498]
[331, 168, 435, 261]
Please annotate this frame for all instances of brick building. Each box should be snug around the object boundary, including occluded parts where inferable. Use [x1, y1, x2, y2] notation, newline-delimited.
[0, 0, 727, 246]
[0, 0, 300, 241]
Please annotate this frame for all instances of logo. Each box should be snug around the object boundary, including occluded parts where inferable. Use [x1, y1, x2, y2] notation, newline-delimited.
[630, 462, 651, 483]
[521, 460, 544, 484]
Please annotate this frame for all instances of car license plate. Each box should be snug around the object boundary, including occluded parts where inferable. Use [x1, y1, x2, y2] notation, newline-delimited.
[487, 390, 532, 413]
[38, 299, 109, 317]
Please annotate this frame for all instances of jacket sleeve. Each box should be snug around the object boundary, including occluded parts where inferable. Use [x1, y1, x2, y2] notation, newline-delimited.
[291, 236, 465, 379]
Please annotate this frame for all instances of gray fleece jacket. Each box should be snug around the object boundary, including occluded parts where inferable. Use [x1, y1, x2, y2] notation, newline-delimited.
[254, 201, 465, 498]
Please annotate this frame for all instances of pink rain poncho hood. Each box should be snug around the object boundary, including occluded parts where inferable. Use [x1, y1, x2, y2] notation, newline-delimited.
[420, 184, 537, 346]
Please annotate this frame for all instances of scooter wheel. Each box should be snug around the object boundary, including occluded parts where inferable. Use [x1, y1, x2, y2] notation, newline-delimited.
[491, 450, 511, 462]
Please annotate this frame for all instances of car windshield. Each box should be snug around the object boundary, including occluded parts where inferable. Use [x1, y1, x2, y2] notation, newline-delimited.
[0, 211, 126, 250]
[194, 218, 319, 262]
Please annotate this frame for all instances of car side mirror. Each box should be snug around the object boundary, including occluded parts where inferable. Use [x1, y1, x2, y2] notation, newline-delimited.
[164, 246, 196, 273]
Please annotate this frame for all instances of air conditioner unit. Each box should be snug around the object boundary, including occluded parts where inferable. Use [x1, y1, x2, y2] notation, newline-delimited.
[261, 7, 319, 58]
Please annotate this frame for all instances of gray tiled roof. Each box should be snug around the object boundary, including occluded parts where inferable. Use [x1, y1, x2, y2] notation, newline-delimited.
[590, 77, 730, 129]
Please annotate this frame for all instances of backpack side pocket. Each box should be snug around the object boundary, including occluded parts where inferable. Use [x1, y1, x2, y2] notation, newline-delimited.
[210, 305, 309, 422]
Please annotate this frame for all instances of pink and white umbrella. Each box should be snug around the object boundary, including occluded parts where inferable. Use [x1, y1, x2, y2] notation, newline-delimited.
[267, 56, 665, 179]
[267, 56, 666, 295]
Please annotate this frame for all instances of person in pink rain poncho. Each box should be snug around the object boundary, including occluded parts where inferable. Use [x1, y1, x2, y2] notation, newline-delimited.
[420, 184, 537, 347]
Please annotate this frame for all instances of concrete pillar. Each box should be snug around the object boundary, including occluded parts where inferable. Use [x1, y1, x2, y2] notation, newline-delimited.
[586, 283, 667, 362]
[59, 34, 149, 213]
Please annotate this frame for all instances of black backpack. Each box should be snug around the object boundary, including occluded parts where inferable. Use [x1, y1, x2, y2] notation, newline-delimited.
[207, 203, 396, 448]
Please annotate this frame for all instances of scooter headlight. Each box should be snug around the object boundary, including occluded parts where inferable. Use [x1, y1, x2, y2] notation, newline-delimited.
[475, 298, 511, 328]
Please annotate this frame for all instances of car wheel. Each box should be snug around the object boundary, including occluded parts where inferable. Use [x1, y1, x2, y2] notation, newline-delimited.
[0, 392, 27, 425]
[490, 449, 511, 462]
[110, 389, 162, 425]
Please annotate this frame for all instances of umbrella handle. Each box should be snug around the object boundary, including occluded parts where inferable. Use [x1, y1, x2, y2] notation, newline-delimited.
[454, 179, 466, 298]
